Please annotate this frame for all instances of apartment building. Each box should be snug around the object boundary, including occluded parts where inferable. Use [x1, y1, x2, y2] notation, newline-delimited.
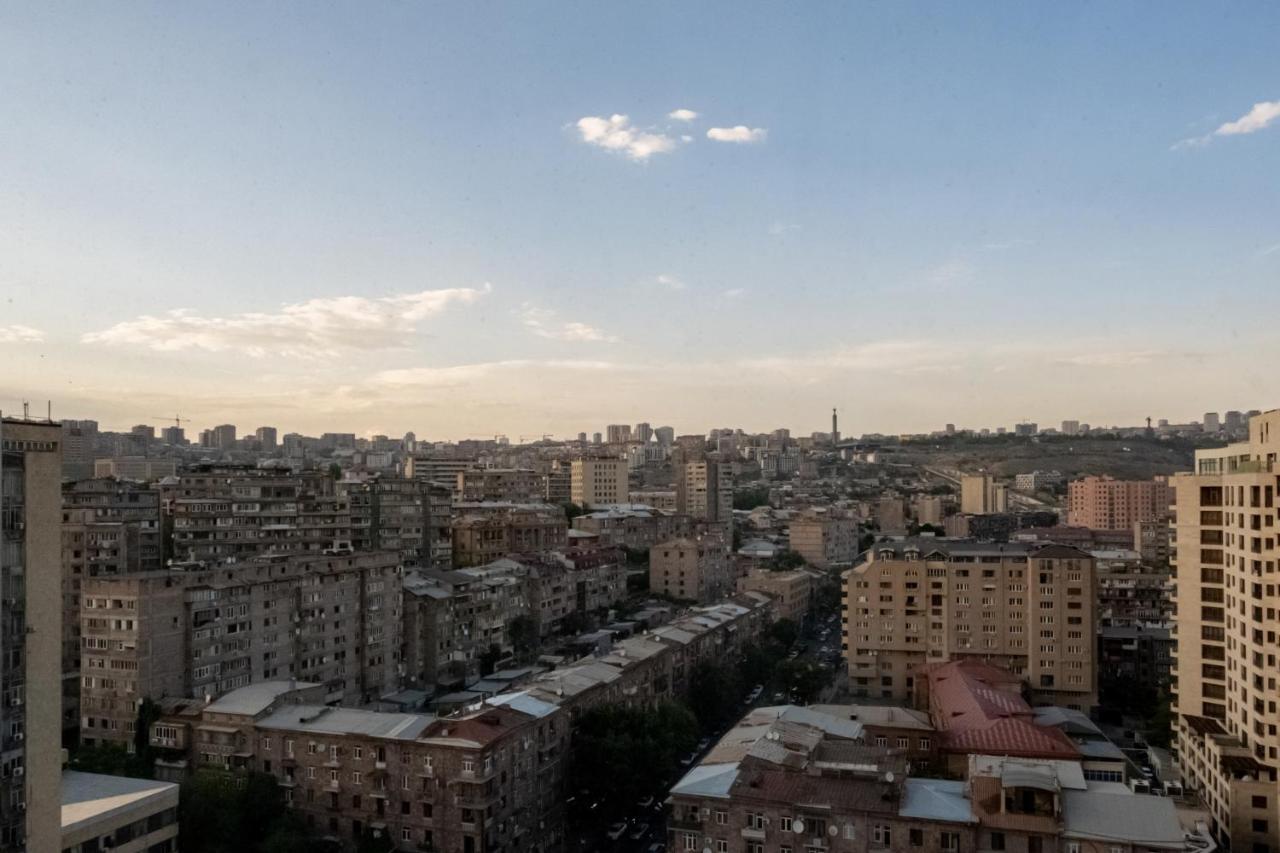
[668, 700, 1195, 853]
[912, 494, 945, 526]
[1134, 517, 1173, 567]
[569, 457, 628, 507]
[167, 466, 352, 561]
[1171, 409, 1280, 852]
[843, 540, 1097, 710]
[79, 551, 403, 748]
[403, 454, 478, 488]
[149, 681, 567, 853]
[92, 456, 177, 481]
[650, 535, 733, 603]
[570, 505, 696, 550]
[340, 476, 452, 569]
[1093, 550, 1172, 629]
[451, 504, 567, 568]
[456, 468, 542, 502]
[675, 459, 732, 528]
[960, 474, 1008, 514]
[789, 508, 858, 568]
[737, 568, 813, 623]
[1066, 474, 1172, 530]
[402, 565, 529, 688]
[0, 416, 64, 851]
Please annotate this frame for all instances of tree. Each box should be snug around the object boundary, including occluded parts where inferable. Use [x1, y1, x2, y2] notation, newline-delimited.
[767, 618, 799, 650]
[733, 487, 771, 511]
[570, 702, 698, 819]
[687, 661, 744, 732]
[478, 643, 504, 677]
[775, 659, 831, 705]
[767, 549, 806, 572]
[508, 615, 540, 660]
[561, 502, 586, 521]
[180, 769, 302, 853]
[559, 610, 591, 636]
[327, 462, 342, 480]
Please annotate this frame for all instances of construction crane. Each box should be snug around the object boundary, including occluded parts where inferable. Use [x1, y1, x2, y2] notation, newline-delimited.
[151, 414, 189, 428]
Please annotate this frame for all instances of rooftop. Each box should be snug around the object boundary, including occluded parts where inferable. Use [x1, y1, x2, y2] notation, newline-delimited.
[204, 681, 321, 717]
[62, 771, 178, 836]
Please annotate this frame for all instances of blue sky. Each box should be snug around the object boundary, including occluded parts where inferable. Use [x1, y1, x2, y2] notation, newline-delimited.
[2, 2, 1278, 438]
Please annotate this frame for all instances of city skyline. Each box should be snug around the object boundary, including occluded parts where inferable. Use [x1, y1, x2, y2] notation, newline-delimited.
[4, 4, 1280, 436]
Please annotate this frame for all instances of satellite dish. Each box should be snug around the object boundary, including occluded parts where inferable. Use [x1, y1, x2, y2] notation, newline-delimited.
[828, 825, 838, 836]
[792, 819, 805, 835]
[884, 771, 895, 784]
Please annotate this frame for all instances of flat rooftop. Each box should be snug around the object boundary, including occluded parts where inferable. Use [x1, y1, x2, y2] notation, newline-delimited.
[62, 771, 178, 835]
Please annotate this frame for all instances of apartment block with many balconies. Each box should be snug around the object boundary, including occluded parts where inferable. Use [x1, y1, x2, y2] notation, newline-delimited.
[1171, 409, 1280, 852]
[79, 550, 403, 749]
[842, 540, 1097, 710]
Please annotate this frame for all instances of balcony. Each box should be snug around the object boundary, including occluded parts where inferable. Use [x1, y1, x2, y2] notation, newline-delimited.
[741, 827, 766, 841]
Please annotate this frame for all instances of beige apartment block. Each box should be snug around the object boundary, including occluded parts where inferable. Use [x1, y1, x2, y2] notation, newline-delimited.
[456, 467, 543, 502]
[450, 505, 567, 568]
[960, 474, 1008, 514]
[842, 540, 1097, 710]
[651, 535, 733, 603]
[737, 568, 813, 623]
[149, 681, 567, 853]
[675, 459, 733, 528]
[570, 457, 628, 507]
[1067, 474, 1172, 530]
[789, 508, 857, 568]
[79, 551, 403, 749]
[0, 417, 64, 851]
[167, 465, 352, 561]
[1171, 409, 1280, 852]
[912, 494, 945, 526]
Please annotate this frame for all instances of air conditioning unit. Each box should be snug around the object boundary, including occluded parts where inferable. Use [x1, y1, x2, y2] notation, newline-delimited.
[13, 767, 24, 777]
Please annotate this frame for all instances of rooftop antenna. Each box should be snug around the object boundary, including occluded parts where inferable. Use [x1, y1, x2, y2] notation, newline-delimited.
[21, 401, 29, 420]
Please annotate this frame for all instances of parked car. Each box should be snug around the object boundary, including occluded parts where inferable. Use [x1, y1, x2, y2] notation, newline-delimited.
[606, 822, 628, 841]
[637, 795, 654, 810]
[680, 752, 696, 766]
[646, 844, 666, 853]
[630, 823, 650, 841]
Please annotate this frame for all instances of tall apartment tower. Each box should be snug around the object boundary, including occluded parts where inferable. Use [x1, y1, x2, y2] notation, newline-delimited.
[1203, 412, 1221, 432]
[254, 426, 278, 451]
[212, 423, 237, 449]
[676, 459, 733, 528]
[843, 540, 1097, 710]
[605, 424, 632, 444]
[0, 416, 63, 851]
[960, 474, 1007, 514]
[570, 457, 628, 507]
[633, 422, 653, 444]
[1066, 475, 1171, 530]
[1172, 409, 1280, 852]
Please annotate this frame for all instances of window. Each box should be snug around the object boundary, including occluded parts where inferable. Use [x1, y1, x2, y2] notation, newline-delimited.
[873, 824, 891, 847]
[941, 831, 960, 851]
[909, 828, 923, 846]
[780, 816, 793, 831]
[990, 831, 1006, 851]
[682, 835, 697, 852]
[715, 811, 727, 825]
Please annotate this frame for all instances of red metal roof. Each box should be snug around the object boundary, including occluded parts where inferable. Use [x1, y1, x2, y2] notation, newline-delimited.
[924, 660, 1079, 760]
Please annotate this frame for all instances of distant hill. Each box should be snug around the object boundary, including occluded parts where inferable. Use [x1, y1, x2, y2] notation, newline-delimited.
[894, 435, 1203, 481]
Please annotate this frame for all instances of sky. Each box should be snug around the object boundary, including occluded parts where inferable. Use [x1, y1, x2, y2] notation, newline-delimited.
[1, 2, 1279, 440]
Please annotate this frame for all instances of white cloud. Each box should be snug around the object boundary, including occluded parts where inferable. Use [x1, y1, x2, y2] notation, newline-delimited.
[655, 274, 686, 291]
[1176, 99, 1280, 148]
[768, 221, 800, 236]
[668, 108, 699, 122]
[707, 125, 767, 143]
[375, 359, 621, 387]
[1215, 99, 1280, 136]
[575, 114, 677, 161]
[1257, 243, 1280, 257]
[722, 288, 746, 299]
[1056, 350, 1170, 368]
[82, 285, 490, 357]
[521, 307, 619, 343]
[0, 325, 44, 344]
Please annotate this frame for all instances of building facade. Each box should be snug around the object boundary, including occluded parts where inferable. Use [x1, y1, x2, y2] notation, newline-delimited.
[650, 536, 733, 603]
[1171, 409, 1280, 852]
[843, 541, 1097, 710]
[1066, 475, 1172, 530]
[79, 551, 403, 748]
[0, 416, 64, 850]
[789, 509, 858, 568]
[569, 457, 628, 508]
